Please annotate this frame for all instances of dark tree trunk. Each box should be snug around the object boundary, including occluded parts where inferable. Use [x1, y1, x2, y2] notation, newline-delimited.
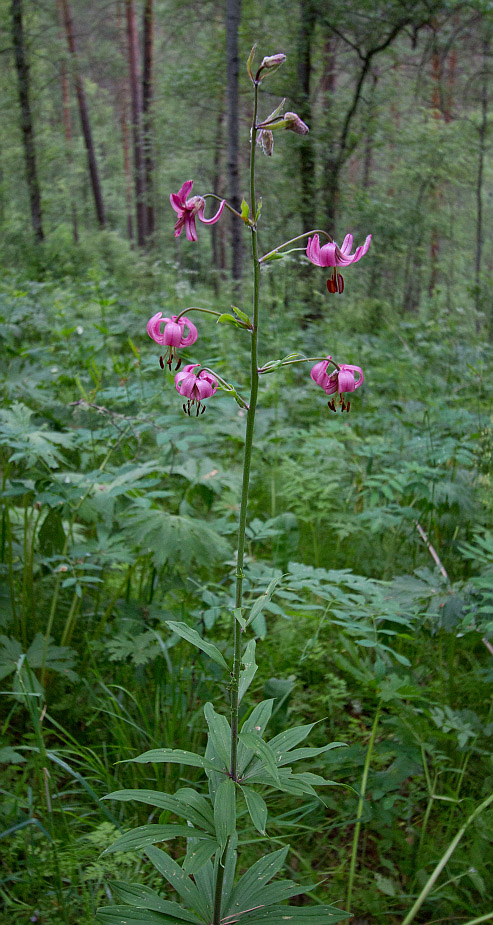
[211, 102, 226, 291]
[57, 0, 78, 243]
[226, 0, 242, 281]
[297, 0, 317, 231]
[60, 0, 106, 228]
[126, 0, 146, 246]
[121, 98, 134, 243]
[11, 0, 44, 242]
[142, 0, 154, 241]
[362, 69, 379, 189]
[475, 35, 489, 332]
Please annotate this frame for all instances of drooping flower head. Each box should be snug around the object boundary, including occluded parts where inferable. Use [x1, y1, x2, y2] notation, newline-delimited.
[175, 364, 218, 416]
[147, 312, 198, 370]
[170, 181, 225, 242]
[311, 356, 364, 413]
[306, 233, 371, 293]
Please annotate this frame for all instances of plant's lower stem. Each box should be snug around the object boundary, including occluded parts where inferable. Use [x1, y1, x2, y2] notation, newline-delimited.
[212, 839, 230, 925]
[346, 704, 381, 912]
[229, 82, 260, 781]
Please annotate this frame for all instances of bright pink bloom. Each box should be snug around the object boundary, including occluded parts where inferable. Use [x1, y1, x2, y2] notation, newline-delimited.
[147, 312, 198, 369]
[175, 363, 218, 416]
[306, 233, 371, 293]
[311, 356, 364, 413]
[170, 181, 225, 242]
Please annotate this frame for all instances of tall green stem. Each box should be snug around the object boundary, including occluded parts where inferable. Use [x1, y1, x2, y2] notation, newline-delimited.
[230, 82, 260, 781]
[346, 704, 381, 912]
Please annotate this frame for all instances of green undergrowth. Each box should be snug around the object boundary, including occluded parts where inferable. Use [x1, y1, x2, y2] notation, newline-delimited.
[0, 268, 492, 924]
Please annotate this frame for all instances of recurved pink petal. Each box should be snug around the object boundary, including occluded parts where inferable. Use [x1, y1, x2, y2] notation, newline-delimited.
[340, 234, 353, 255]
[185, 213, 198, 242]
[198, 199, 226, 226]
[178, 317, 198, 347]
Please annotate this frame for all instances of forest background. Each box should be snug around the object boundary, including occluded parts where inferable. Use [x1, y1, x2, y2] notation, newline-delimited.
[1, 0, 493, 923]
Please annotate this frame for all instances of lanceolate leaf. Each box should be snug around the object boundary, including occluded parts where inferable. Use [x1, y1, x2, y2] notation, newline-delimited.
[238, 732, 280, 786]
[240, 785, 267, 835]
[235, 905, 351, 924]
[183, 839, 220, 875]
[102, 789, 215, 834]
[96, 907, 187, 925]
[245, 576, 284, 630]
[145, 846, 210, 921]
[127, 748, 224, 774]
[214, 778, 236, 848]
[108, 882, 202, 922]
[237, 700, 274, 776]
[225, 847, 289, 916]
[238, 639, 257, 705]
[166, 621, 229, 671]
[204, 703, 231, 768]
[102, 824, 213, 855]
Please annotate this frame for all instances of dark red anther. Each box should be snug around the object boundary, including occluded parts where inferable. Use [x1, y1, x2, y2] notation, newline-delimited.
[159, 356, 165, 369]
[338, 273, 344, 293]
[183, 403, 187, 414]
[346, 401, 351, 412]
[200, 405, 206, 414]
[175, 357, 182, 372]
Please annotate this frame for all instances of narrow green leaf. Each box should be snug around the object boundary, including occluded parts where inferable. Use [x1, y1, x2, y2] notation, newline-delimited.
[96, 907, 183, 925]
[245, 576, 284, 629]
[233, 607, 246, 630]
[127, 748, 223, 774]
[166, 621, 229, 671]
[237, 700, 274, 776]
[183, 839, 219, 875]
[204, 703, 231, 769]
[225, 847, 289, 916]
[237, 905, 351, 924]
[214, 777, 236, 848]
[145, 846, 209, 920]
[175, 788, 215, 829]
[238, 639, 257, 705]
[277, 743, 346, 766]
[108, 883, 202, 922]
[102, 789, 214, 833]
[239, 732, 280, 786]
[102, 824, 211, 855]
[240, 785, 267, 835]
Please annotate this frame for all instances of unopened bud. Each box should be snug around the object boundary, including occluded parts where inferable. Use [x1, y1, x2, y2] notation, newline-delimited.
[255, 52, 286, 82]
[284, 112, 309, 135]
[260, 53, 286, 70]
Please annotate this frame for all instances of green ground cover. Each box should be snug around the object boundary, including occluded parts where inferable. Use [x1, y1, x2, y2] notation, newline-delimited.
[0, 249, 492, 924]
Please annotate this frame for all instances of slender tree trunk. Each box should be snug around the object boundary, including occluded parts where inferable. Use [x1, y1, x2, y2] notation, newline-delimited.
[60, 0, 106, 228]
[428, 31, 442, 297]
[211, 102, 226, 291]
[362, 69, 379, 189]
[57, 0, 78, 243]
[297, 0, 317, 230]
[142, 0, 154, 241]
[121, 98, 134, 243]
[11, 0, 44, 242]
[226, 0, 242, 281]
[116, 0, 134, 244]
[475, 35, 489, 332]
[126, 0, 146, 246]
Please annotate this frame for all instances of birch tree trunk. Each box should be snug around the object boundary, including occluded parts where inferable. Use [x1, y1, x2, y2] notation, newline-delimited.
[11, 0, 44, 242]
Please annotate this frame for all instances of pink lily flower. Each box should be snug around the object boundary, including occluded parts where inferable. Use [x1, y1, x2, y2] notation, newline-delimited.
[170, 181, 225, 242]
[306, 233, 371, 293]
[311, 356, 364, 413]
[175, 363, 218, 416]
[146, 312, 198, 370]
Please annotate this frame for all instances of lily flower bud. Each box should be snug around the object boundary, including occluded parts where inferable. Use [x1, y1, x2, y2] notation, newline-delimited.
[255, 52, 286, 82]
[283, 112, 310, 135]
